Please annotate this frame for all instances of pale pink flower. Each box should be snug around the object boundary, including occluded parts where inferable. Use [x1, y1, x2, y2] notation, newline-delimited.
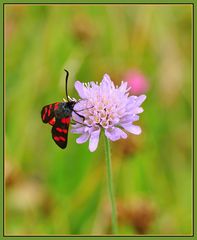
[124, 70, 149, 95]
[71, 74, 146, 152]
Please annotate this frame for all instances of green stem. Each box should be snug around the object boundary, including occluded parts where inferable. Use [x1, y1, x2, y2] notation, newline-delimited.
[104, 135, 118, 234]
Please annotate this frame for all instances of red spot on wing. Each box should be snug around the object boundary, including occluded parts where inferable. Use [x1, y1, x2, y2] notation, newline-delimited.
[47, 109, 51, 117]
[49, 117, 56, 125]
[54, 136, 66, 142]
[59, 136, 66, 141]
[56, 127, 62, 132]
[54, 103, 59, 110]
[61, 118, 70, 124]
[54, 136, 59, 141]
[56, 127, 68, 133]
[62, 129, 68, 134]
[42, 107, 47, 121]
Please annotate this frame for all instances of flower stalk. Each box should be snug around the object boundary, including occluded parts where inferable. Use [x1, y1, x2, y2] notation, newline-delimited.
[104, 134, 118, 234]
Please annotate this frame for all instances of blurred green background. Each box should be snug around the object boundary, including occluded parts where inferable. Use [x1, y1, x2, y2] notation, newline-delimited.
[5, 4, 192, 235]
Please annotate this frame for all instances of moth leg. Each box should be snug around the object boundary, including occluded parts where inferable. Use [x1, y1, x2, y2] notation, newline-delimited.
[72, 109, 85, 121]
[75, 106, 94, 112]
[73, 105, 94, 120]
[71, 119, 91, 128]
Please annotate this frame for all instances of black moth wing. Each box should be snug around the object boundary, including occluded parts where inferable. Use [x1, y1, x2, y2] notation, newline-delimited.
[51, 117, 70, 149]
[41, 102, 59, 125]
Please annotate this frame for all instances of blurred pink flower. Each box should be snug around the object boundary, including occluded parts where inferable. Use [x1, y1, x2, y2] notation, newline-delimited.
[124, 70, 149, 95]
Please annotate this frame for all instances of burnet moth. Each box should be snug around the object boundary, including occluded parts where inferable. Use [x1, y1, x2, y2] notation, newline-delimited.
[41, 70, 82, 149]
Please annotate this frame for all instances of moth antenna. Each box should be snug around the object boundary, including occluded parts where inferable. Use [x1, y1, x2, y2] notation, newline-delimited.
[64, 69, 69, 102]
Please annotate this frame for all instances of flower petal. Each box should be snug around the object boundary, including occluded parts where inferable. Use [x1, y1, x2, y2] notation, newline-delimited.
[119, 81, 128, 92]
[76, 132, 90, 144]
[71, 125, 85, 133]
[127, 107, 144, 115]
[120, 115, 139, 124]
[122, 124, 142, 135]
[127, 94, 146, 109]
[105, 127, 127, 141]
[102, 74, 115, 91]
[103, 74, 111, 83]
[89, 128, 101, 152]
[136, 94, 146, 106]
[75, 81, 87, 98]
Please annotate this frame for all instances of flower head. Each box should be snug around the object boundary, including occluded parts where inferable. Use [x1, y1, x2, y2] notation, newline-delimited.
[71, 74, 146, 152]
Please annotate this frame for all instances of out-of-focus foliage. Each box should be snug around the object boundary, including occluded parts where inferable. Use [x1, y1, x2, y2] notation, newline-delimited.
[5, 4, 192, 235]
